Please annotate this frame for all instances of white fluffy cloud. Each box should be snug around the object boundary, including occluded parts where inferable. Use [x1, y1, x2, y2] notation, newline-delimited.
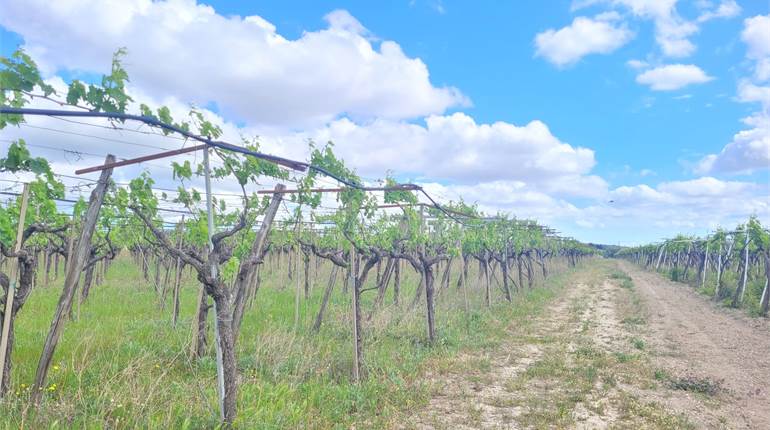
[0, 0, 468, 128]
[626, 59, 649, 69]
[742, 14, 770, 81]
[572, 0, 698, 57]
[606, 177, 767, 224]
[534, 12, 634, 67]
[697, 15, 770, 175]
[417, 176, 768, 244]
[696, 83, 770, 174]
[695, 129, 770, 174]
[635, 64, 713, 90]
[420, 181, 581, 222]
[657, 176, 755, 196]
[741, 13, 770, 59]
[272, 113, 603, 194]
[697, 0, 741, 23]
[570, 176, 769, 243]
[572, 0, 740, 59]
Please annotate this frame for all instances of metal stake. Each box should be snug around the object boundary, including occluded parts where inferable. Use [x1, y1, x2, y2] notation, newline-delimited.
[203, 147, 226, 423]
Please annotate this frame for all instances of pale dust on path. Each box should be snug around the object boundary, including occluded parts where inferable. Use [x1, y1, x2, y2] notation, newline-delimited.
[620, 260, 770, 429]
[400, 264, 661, 429]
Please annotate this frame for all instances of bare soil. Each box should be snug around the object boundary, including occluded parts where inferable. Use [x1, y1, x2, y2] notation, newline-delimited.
[620, 260, 770, 429]
[398, 260, 770, 429]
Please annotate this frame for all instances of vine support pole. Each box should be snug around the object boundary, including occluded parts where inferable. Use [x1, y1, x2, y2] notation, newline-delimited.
[461, 255, 469, 316]
[655, 244, 665, 271]
[350, 248, 360, 383]
[294, 218, 302, 331]
[759, 249, 770, 317]
[0, 183, 30, 392]
[484, 255, 492, 308]
[172, 216, 185, 327]
[715, 243, 724, 299]
[32, 155, 115, 405]
[700, 241, 709, 290]
[737, 230, 750, 306]
[203, 147, 227, 424]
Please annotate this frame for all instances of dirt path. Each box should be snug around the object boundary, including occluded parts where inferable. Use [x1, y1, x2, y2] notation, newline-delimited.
[401, 262, 693, 429]
[620, 260, 770, 429]
[399, 260, 770, 429]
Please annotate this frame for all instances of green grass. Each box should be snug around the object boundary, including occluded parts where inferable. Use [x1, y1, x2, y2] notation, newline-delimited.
[656, 265, 766, 317]
[666, 376, 722, 396]
[654, 369, 670, 381]
[609, 270, 631, 281]
[1, 255, 575, 428]
[651, 369, 722, 397]
[609, 269, 634, 289]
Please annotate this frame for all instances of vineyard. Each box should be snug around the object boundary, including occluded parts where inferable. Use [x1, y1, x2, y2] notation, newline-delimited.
[2, 44, 770, 428]
[617, 218, 770, 317]
[0, 50, 596, 428]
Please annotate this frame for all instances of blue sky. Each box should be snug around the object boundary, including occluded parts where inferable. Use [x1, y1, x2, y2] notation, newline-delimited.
[238, 0, 764, 182]
[0, 0, 768, 244]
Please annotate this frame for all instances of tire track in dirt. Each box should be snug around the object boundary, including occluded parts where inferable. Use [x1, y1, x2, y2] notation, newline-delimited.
[400, 263, 673, 429]
[396, 260, 704, 429]
[404, 285, 582, 429]
[620, 260, 770, 429]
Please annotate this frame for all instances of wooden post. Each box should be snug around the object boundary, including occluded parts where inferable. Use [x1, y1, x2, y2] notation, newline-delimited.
[65, 227, 75, 275]
[32, 155, 114, 404]
[172, 216, 185, 327]
[0, 183, 30, 391]
[313, 265, 338, 332]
